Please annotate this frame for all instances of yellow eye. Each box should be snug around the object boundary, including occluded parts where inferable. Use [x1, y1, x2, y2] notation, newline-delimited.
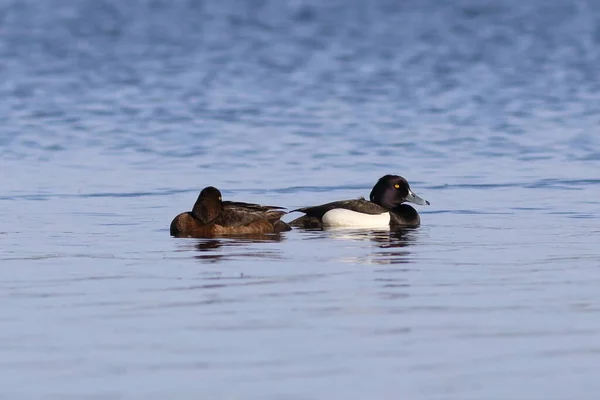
[394, 184, 400, 189]
[218, 197, 222, 201]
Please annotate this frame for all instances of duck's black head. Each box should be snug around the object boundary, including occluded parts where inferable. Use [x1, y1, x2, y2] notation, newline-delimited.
[369, 175, 430, 209]
[192, 186, 223, 223]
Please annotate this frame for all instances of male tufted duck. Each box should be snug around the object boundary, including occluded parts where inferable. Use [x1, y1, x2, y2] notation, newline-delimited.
[289, 175, 429, 229]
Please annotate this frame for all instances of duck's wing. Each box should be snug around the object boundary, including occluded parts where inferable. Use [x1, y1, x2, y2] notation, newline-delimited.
[219, 201, 288, 227]
[292, 197, 388, 219]
[223, 201, 286, 213]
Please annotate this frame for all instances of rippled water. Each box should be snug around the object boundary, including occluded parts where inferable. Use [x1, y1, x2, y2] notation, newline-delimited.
[2, 0, 600, 398]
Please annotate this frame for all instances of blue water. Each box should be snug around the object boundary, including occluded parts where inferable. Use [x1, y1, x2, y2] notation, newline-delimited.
[2, 0, 600, 398]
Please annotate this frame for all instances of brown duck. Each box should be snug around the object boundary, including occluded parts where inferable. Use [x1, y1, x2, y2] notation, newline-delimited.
[170, 186, 291, 238]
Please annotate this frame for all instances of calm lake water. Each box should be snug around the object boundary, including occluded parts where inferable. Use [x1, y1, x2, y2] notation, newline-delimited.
[1, 0, 600, 398]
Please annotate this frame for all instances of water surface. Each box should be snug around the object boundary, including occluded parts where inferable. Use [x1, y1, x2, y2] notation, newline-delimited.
[1, 0, 600, 398]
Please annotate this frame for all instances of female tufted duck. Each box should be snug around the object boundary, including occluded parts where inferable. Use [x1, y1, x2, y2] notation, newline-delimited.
[170, 186, 291, 238]
[289, 175, 429, 229]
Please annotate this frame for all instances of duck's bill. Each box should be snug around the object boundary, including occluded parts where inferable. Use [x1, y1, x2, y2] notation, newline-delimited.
[406, 189, 430, 206]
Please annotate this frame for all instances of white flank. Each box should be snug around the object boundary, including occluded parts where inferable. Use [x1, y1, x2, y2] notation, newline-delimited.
[322, 208, 391, 228]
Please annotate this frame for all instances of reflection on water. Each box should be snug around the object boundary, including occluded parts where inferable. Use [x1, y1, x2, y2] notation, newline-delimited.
[195, 240, 224, 252]
[321, 226, 415, 245]
[174, 234, 286, 262]
[301, 227, 418, 265]
[370, 229, 415, 265]
[374, 229, 417, 249]
[172, 228, 418, 265]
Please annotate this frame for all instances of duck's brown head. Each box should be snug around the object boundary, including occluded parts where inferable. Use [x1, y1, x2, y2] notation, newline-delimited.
[192, 186, 223, 224]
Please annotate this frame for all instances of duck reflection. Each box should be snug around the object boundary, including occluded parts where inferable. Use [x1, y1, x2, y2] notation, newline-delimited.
[318, 227, 417, 265]
[179, 233, 286, 262]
